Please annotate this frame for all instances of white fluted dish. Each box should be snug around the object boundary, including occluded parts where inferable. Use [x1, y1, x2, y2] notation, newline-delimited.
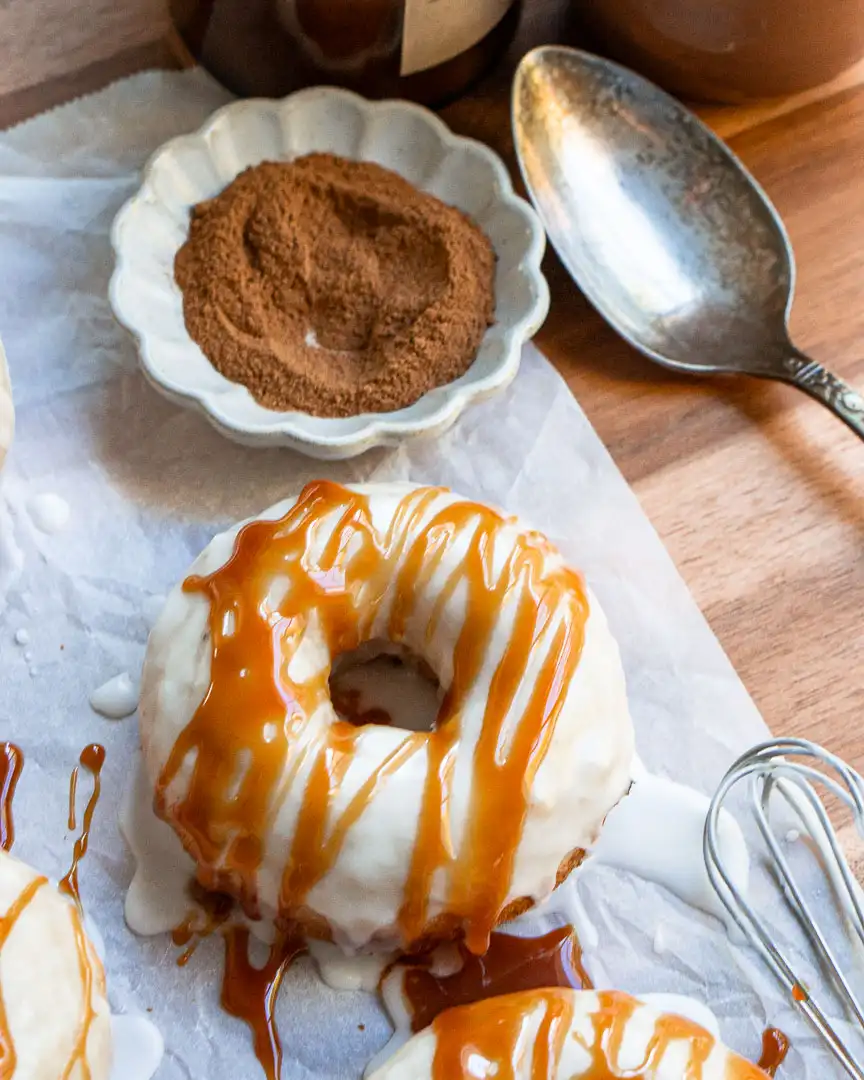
[109, 88, 549, 459]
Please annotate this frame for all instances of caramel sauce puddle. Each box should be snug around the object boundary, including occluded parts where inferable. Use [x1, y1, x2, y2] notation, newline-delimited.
[400, 926, 592, 1033]
[757, 1027, 790, 1076]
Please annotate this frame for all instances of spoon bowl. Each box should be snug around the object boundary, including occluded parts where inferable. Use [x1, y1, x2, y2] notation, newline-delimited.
[513, 45, 864, 437]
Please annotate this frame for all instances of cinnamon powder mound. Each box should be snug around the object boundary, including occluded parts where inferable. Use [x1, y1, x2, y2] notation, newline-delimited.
[174, 153, 496, 417]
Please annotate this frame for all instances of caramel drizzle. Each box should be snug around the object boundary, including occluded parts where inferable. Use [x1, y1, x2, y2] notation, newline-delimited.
[157, 481, 589, 953]
[62, 902, 103, 1080]
[430, 989, 769, 1080]
[172, 886, 234, 967]
[0, 745, 23, 853]
[221, 926, 306, 1080]
[60, 744, 106, 905]
[0, 875, 47, 1077]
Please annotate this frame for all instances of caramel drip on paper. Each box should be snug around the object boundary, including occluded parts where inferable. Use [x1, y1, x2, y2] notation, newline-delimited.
[0, 745, 23, 853]
[401, 925, 592, 1033]
[60, 744, 106, 905]
[172, 886, 234, 967]
[757, 1027, 790, 1076]
[430, 989, 771, 1080]
[221, 926, 306, 1080]
[157, 480, 589, 953]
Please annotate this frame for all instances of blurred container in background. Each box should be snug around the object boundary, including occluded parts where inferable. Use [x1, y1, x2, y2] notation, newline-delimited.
[169, 0, 521, 106]
[576, 0, 864, 103]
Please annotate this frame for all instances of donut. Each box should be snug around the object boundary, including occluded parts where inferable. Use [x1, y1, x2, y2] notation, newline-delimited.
[0, 848, 112, 1078]
[140, 481, 633, 953]
[368, 989, 770, 1080]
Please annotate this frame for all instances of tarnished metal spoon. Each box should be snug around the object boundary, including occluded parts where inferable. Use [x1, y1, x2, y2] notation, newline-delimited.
[512, 45, 864, 440]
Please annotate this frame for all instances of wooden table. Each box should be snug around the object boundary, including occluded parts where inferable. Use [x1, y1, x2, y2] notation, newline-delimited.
[2, 1, 862, 771]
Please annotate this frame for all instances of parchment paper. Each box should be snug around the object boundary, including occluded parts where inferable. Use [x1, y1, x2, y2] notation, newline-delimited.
[0, 69, 851, 1079]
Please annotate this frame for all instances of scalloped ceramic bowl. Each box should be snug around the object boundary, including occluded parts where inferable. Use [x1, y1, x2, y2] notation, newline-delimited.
[109, 87, 549, 459]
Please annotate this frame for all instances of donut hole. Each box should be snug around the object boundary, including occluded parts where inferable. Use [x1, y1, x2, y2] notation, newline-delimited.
[329, 640, 441, 732]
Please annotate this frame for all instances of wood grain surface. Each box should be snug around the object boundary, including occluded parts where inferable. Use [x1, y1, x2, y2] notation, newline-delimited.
[0, 0, 862, 768]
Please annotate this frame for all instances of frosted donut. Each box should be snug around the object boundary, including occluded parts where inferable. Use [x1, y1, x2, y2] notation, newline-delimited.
[140, 481, 633, 953]
[368, 989, 770, 1080]
[0, 849, 112, 1079]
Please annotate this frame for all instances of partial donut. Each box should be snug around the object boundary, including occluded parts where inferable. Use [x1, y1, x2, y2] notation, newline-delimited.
[368, 989, 770, 1080]
[140, 481, 633, 953]
[0, 849, 111, 1079]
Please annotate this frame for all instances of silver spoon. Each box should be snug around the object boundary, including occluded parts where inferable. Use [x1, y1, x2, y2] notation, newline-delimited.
[512, 45, 864, 441]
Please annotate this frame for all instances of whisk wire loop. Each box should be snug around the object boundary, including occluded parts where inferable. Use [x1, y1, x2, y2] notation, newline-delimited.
[704, 737, 864, 1079]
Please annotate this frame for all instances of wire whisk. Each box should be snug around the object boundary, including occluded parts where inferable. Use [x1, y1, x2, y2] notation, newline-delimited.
[704, 738, 864, 1079]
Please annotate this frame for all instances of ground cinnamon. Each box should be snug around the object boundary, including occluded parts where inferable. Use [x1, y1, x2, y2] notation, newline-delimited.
[174, 153, 496, 417]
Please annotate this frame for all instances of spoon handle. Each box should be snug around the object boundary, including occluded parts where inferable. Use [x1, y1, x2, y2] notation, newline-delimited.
[780, 348, 864, 441]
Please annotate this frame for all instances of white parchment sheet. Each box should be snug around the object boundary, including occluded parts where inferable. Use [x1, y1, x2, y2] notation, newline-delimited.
[0, 69, 853, 1079]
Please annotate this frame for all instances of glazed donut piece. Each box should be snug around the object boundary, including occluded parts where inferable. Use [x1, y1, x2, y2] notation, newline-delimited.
[140, 481, 633, 952]
[369, 989, 770, 1080]
[0, 849, 111, 1079]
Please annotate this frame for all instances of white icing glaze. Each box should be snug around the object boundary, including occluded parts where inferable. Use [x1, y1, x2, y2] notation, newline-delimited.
[89, 673, 139, 720]
[139, 482, 634, 952]
[636, 993, 720, 1039]
[120, 759, 196, 937]
[13, 628, 29, 646]
[368, 990, 753, 1080]
[590, 773, 750, 925]
[109, 1015, 164, 1080]
[27, 491, 70, 534]
[0, 849, 112, 1079]
[308, 939, 393, 993]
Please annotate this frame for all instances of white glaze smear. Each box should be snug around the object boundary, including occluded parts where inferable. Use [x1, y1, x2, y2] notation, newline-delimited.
[590, 772, 750, 925]
[308, 939, 394, 993]
[90, 672, 139, 720]
[27, 491, 70, 534]
[109, 1014, 164, 1080]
